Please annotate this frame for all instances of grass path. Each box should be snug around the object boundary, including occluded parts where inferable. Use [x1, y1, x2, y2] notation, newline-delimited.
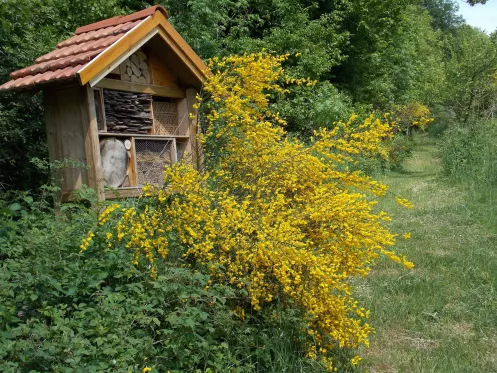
[360, 134, 497, 372]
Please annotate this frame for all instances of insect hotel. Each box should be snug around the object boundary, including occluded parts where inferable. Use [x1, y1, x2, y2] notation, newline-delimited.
[0, 5, 207, 201]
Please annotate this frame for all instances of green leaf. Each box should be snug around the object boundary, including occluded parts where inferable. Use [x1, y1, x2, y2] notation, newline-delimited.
[0, 207, 12, 215]
[8, 203, 21, 212]
[152, 317, 161, 326]
[23, 196, 34, 205]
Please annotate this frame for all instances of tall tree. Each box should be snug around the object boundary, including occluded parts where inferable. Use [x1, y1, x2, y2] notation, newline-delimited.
[421, 0, 463, 32]
[445, 25, 497, 123]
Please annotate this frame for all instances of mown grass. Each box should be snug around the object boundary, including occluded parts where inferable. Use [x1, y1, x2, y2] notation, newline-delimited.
[359, 133, 497, 372]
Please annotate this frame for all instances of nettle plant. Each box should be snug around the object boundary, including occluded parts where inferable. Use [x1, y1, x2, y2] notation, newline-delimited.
[84, 53, 414, 371]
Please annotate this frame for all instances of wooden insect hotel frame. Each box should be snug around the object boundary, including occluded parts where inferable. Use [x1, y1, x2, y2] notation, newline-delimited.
[0, 6, 207, 202]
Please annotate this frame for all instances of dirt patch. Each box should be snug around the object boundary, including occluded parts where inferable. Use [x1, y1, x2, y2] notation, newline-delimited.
[401, 335, 440, 349]
[368, 363, 398, 373]
[447, 322, 475, 339]
[368, 328, 440, 353]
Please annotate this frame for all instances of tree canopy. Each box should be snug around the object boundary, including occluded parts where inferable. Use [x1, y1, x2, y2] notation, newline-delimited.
[0, 0, 496, 189]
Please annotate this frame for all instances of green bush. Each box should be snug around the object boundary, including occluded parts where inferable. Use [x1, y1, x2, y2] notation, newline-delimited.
[386, 135, 415, 170]
[441, 120, 497, 185]
[440, 120, 497, 228]
[427, 104, 455, 137]
[276, 81, 353, 136]
[345, 133, 415, 176]
[0, 192, 334, 373]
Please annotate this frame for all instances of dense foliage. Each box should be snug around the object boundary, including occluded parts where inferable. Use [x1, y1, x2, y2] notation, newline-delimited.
[1, 0, 496, 372]
[0, 194, 335, 372]
[1, 0, 496, 189]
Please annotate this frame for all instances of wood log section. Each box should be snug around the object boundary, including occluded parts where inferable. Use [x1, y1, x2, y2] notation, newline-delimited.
[130, 61, 141, 77]
[100, 138, 128, 188]
[119, 49, 152, 84]
[103, 89, 153, 134]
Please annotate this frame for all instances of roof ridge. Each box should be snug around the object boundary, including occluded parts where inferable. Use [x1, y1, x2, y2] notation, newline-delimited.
[0, 4, 208, 92]
[74, 5, 168, 35]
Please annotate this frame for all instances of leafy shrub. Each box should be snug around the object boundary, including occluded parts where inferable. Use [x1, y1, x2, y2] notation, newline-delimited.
[276, 81, 353, 135]
[441, 120, 497, 186]
[392, 102, 434, 136]
[427, 104, 455, 137]
[0, 191, 334, 373]
[385, 135, 415, 170]
[440, 120, 497, 228]
[363, 103, 433, 171]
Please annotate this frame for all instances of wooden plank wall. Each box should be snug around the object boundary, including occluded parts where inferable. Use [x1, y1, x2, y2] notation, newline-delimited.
[82, 85, 104, 201]
[44, 85, 103, 202]
[148, 50, 178, 88]
[177, 88, 201, 169]
[44, 85, 87, 201]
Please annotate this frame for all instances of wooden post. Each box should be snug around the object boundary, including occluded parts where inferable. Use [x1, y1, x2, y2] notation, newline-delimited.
[81, 85, 105, 201]
[43, 90, 62, 206]
[177, 88, 202, 170]
[186, 88, 202, 171]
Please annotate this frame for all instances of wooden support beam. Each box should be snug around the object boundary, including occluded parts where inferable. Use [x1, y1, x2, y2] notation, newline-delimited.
[186, 88, 203, 171]
[178, 88, 202, 170]
[81, 85, 105, 201]
[105, 188, 143, 199]
[95, 78, 185, 98]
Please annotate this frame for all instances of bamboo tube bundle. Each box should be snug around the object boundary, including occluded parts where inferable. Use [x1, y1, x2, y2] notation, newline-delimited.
[152, 100, 179, 135]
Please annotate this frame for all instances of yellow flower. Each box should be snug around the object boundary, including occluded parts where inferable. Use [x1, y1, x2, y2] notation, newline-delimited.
[142, 367, 152, 373]
[351, 355, 362, 365]
[396, 197, 414, 209]
[79, 231, 94, 252]
[403, 232, 411, 239]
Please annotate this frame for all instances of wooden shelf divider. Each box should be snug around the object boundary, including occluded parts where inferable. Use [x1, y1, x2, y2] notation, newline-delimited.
[95, 78, 185, 98]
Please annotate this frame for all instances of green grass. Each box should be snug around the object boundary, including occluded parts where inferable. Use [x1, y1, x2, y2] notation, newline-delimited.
[358, 133, 497, 372]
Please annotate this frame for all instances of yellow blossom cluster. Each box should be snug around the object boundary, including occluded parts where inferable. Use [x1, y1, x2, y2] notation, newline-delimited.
[98, 203, 121, 226]
[80, 231, 94, 252]
[91, 53, 414, 370]
[396, 196, 414, 209]
[393, 102, 434, 133]
[115, 204, 169, 278]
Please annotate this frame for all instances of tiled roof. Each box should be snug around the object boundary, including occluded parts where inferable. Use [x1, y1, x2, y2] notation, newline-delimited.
[0, 5, 168, 91]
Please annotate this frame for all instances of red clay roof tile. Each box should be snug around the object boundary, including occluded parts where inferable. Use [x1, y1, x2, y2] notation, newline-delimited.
[74, 5, 167, 35]
[56, 20, 140, 49]
[0, 6, 165, 91]
[10, 49, 104, 79]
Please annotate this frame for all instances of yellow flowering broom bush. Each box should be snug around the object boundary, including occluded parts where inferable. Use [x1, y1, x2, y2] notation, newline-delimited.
[392, 102, 434, 135]
[92, 53, 414, 370]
